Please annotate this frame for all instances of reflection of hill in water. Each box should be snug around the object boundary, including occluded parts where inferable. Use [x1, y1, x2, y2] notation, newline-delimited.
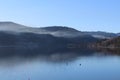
[97, 48, 120, 55]
[0, 47, 94, 57]
[0, 47, 96, 65]
[0, 47, 119, 67]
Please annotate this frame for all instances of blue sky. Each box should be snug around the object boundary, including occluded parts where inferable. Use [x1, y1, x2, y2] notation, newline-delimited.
[0, 0, 120, 33]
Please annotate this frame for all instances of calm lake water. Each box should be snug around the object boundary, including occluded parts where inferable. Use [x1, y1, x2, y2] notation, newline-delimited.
[0, 47, 120, 80]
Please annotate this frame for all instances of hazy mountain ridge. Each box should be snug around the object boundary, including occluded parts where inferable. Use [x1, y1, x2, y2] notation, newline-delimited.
[0, 22, 84, 38]
[40, 26, 79, 32]
[0, 21, 119, 52]
[0, 22, 119, 38]
[83, 31, 118, 39]
[0, 21, 28, 32]
[117, 33, 120, 36]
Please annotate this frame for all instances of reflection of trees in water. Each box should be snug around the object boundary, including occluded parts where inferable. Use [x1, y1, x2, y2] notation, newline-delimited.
[97, 48, 120, 55]
[0, 47, 119, 67]
[0, 47, 97, 66]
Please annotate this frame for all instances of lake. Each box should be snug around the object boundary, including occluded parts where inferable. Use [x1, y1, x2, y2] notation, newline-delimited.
[0, 47, 120, 80]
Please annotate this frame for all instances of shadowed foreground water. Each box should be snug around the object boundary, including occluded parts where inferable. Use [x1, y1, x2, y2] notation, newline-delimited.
[0, 47, 120, 80]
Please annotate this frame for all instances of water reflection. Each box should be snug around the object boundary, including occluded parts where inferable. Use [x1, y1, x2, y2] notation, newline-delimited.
[0, 47, 119, 67]
[0, 47, 120, 80]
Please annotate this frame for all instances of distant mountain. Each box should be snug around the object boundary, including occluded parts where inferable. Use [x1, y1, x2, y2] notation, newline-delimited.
[0, 21, 28, 32]
[41, 26, 79, 32]
[2, 21, 120, 54]
[0, 21, 48, 35]
[0, 22, 118, 39]
[41, 26, 118, 38]
[83, 31, 118, 39]
[0, 22, 87, 38]
[117, 33, 120, 36]
[41, 26, 88, 37]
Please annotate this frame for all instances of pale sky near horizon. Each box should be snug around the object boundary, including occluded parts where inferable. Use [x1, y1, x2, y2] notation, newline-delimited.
[0, 0, 120, 33]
